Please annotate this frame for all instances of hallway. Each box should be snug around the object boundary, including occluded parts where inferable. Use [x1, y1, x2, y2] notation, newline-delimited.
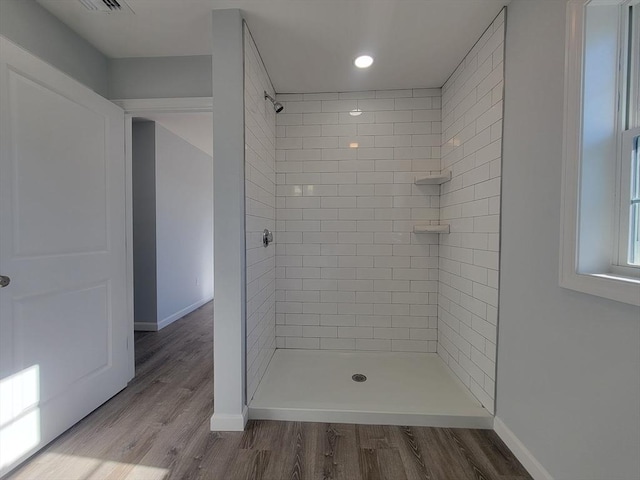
[6, 302, 530, 480]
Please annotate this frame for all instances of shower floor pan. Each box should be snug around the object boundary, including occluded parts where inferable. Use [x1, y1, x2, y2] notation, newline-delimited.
[249, 349, 493, 429]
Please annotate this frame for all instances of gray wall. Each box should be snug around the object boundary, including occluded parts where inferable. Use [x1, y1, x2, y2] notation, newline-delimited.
[498, 1, 640, 479]
[155, 123, 214, 323]
[132, 121, 158, 326]
[108, 56, 212, 99]
[0, 0, 109, 96]
[132, 121, 214, 330]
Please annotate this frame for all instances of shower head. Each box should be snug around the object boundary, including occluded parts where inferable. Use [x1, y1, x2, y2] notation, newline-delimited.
[264, 92, 284, 113]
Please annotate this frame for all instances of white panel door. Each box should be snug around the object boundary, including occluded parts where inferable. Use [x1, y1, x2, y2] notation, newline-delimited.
[0, 37, 132, 475]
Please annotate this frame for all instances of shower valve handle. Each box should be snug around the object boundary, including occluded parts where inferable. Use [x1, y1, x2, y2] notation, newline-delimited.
[263, 229, 273, 247]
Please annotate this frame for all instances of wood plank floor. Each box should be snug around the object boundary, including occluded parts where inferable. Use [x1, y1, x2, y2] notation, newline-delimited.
[6, 302, 531, 480]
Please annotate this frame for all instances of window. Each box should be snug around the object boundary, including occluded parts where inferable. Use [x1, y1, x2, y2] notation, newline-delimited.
[618, 128, 640, 268]
[615, 1, 640, 273]
[560, 0, 640, 306]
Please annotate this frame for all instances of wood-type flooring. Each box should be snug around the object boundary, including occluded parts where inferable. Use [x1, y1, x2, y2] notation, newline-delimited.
[6, 302, 531, 480]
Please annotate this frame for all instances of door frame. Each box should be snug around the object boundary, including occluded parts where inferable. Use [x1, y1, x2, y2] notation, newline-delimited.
[113, 97, 213, 372]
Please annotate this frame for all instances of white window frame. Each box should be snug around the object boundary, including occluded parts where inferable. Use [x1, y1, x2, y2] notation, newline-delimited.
[613, 1, 640, 273]
[560, 0, 640, 306]
[614, 127, 640, 273]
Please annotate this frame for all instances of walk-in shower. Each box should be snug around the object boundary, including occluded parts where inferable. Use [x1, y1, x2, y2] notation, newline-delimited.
[242, 10, 506, 429]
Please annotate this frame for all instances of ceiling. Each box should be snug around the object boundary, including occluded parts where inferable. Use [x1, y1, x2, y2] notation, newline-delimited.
[37, 0, 510, 93]
[136, 113, 213, 157]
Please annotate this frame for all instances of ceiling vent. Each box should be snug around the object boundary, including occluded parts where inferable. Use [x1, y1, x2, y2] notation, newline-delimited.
[78, 0, 134, 13]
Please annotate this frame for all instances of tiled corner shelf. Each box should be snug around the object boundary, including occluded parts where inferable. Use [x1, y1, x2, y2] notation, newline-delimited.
[413, 224, 450, 234]
[414, 171, 452, 185]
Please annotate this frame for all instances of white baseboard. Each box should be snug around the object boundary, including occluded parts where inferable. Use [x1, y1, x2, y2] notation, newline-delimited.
[134, 321, 158, 331]
[210, 406, 248, 431]
[494, 416, 554, 480]
[134, 297, 213, 332]
[157, 296, 213, 331]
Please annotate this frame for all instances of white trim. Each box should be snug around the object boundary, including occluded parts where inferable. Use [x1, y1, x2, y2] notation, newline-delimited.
[124, 114, 135, 381]
[493, 417, 554, 480]
[133, 322, 159, 332]
[157, 296, 213, 330]
[249, 406, 493, 430]
[113, 97, 213, 114]
[559, 0, 640, 305]
[210, 406, 249, 431]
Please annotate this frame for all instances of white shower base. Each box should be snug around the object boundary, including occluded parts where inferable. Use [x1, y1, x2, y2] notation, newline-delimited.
[248, 349, 493, 429]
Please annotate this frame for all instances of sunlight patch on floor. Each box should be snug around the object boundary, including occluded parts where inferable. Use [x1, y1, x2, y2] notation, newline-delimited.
[0, 365, 40, 473]
[21, 452, 170, 480]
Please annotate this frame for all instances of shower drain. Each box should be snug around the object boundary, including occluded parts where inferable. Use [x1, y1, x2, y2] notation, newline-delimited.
[352, 373, 367, 382]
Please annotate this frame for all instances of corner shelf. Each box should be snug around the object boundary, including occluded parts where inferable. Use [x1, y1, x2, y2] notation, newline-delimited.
[414, 171, 452, 185]
[413, 224, 450, 234]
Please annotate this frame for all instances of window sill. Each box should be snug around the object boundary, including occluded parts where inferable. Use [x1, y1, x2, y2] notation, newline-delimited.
[560, 270, 640, 306]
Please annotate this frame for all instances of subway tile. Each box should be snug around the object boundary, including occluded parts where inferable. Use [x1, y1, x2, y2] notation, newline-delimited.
[322, 99, 358, 112]
[285, 337, 320, 349]
[338, 111, 375, 124]
[303, 255, 338, 268]
[375, 110, 413, 123]
[322, 244, 357, 256]
[392, 316, 429, 328]
[303, 326, 338, 338]
[282, 101, 322, 113]
[303, 302, 338, 314]
[357, 123, 394, 136]
[374, 327, 410, 339]
[322, 197, 357, 208]
[319, 314, 357, 328]
[338, 184, 375, 196]
[321, 121, 358, 136]
[375, 89, 413, 98]
[320, 338, 356, 350]
[357, 268, 392, 280]
[321, 291, 356, 303]
[337, 279, 374, 291]
[321, 268, 357, 279]
[304, 92, 339, 101]
[304, 112, 340, 125]
[303, 279, 338, 291]
[321, 220, 357, 232]
[356, 339, 391, 351]
[395, 97, 432, 110]
[357, 315, 392, 327]
[276, 325, 302, 337]
[339, 136, 375, 149]
[340, 91, 376, 100]
[357, 245, 393, 256]
[394, 123, 432, 135]
[272, 66, 500, 408]
[338, 326, 373, 338]
[392, 340, 430, 352]
[339, 160, 376, 172]
[358, 98, 395, 111]
[321, 148, 357, 161]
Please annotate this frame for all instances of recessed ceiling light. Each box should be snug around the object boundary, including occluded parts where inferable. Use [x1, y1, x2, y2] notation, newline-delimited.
[349, 109, 363, 116]
[349, 142, 359, 148]
[354, 55, 374, 69]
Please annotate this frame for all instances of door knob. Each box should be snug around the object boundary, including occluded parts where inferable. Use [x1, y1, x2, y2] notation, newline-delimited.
[0, 276, 10, 288]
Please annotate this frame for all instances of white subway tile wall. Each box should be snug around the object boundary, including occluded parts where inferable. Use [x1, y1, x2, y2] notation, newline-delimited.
[245, 27, 276, 402]
[275, 89, 442, 353]
[438, 10, 504, 414]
